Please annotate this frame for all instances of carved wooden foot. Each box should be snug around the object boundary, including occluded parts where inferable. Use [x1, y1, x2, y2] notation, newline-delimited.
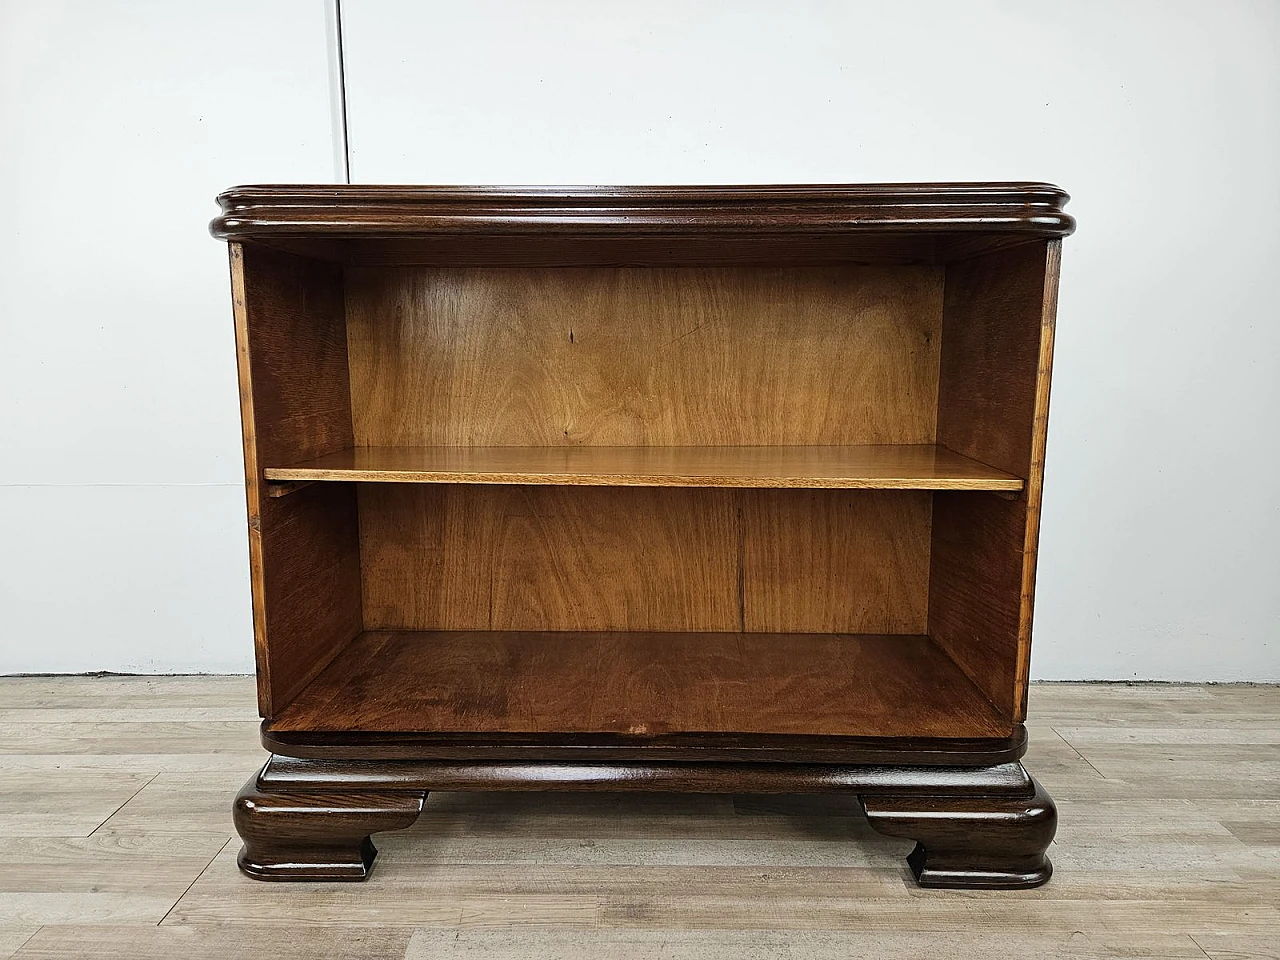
[860, 774, 1056, 888]
[233, 774, 426, 881]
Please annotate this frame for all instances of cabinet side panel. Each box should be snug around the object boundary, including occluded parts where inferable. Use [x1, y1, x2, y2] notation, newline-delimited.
[229, 245, 268, 712]
[930, 242, 1059, 721]
[234, 243, 361, 715]
[345, 265, 943, 447]
[358, 485, 930, 634]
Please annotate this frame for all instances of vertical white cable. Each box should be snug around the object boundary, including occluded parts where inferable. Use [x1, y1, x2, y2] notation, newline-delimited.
[324, 0, 351, 183]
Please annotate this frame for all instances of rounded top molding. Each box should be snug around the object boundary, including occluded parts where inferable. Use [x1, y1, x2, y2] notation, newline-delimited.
[211, 182, 1073, 240]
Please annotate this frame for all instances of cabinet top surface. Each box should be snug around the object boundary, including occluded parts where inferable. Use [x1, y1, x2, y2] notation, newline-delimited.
[211, 182, 1073, 241]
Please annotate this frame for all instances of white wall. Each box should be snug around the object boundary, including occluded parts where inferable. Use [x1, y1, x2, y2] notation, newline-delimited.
[2, 1, 1277, 679]
[0, 0, 339, 672]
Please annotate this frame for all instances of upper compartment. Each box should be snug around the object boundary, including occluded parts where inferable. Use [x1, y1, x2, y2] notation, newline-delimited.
[210, 182, 1073, 267]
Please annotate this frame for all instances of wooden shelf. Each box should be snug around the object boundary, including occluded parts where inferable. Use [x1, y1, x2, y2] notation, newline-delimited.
[269, 630, 1011, 740]
[263, 444, 1023, 492]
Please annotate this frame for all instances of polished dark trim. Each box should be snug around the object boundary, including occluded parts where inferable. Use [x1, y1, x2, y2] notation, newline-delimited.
[862, 775, 1056, 888]
[211, 183, 1073, 241]
[261, 721, 1029, 767]
[256, 754, 1038, 797]
[232, 753, 1055, 887]
[233, 769, 425, 881]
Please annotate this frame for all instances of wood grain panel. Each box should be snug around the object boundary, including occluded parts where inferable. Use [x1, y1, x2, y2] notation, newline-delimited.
[929, 241, 1060, 721]
[268, 630, 1010, 739]
[928, 492, 1025, 721]
[358, 485, 740, 632]
[358, 486, 931, 634]
[257, 484, 362, 711]
[265, 444, 1022, 491]
[231, 244, 361, 716]
[345, 265, 943, 447]
[741, 490, 931, 634]
[235, 245, 353, 467]
[935, 242, 1056, 477]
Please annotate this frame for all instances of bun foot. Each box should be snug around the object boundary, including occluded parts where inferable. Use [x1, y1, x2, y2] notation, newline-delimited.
[233, 774, 426, 881]
[861, 773, 1056, 889]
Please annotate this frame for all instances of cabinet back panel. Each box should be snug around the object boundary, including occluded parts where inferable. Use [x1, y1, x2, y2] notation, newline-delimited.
[358, 485, 931, 634]
[345, 266, 943, 446]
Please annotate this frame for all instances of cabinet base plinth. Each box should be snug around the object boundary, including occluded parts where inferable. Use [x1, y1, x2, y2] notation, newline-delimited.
[231, 753, 1055, 888]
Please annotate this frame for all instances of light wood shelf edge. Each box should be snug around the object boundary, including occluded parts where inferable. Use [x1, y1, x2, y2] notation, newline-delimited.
[263, 444, 1024, 492]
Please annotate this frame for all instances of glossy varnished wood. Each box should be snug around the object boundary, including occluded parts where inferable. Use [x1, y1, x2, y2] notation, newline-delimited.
[267, 630, 1011, 740]
[264, 444, 1023, 491]
[261, 724, 1029, 766]
[210, 184, 1072, 266]
[232, 752, 1049, 884]
[862, 775, 1056, 888]
[233, 774, 424, 880]
[344, 265, 943, 448]
[211, 183, 1074, 244]
[253, 754, 1036, 794]
[357, 486, 932, 634]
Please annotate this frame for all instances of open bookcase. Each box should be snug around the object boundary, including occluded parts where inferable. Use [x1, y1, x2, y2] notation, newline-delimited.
[214, 183, 1072, 888]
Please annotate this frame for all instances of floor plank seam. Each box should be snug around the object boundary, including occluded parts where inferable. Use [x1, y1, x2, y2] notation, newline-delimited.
[1186, 933, 1215, 959]
[6, 926, 42, 959]
[157, 836, 233, 927]
[1046, 724, 1109, 779]
[86, 771, 159, 837]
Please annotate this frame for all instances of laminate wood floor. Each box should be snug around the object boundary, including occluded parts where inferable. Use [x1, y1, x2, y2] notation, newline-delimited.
[0, 678, 1276, 959]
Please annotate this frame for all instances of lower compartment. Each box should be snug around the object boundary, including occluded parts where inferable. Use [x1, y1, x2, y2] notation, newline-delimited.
[255, 482, 1028, 729]
[267, 629, 1011, 741]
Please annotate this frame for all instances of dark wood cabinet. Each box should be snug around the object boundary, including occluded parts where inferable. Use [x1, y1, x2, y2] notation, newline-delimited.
[213, 183, 1072, 887]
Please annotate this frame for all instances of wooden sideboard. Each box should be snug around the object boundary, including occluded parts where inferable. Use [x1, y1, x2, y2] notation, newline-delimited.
[212, 183, 1072, 888]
